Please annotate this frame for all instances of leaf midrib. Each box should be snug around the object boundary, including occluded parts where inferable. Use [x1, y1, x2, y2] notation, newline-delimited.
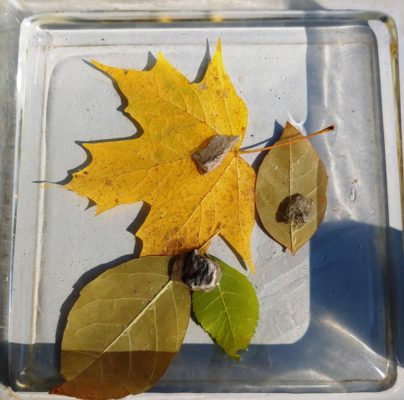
[218, 284, 236, 352]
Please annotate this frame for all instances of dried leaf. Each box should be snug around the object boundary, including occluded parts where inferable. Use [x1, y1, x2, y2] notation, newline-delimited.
[192, 256, 259, 359]
[51, 256, 191, 400]
[256, 122, 328, 253]
[64, 40, 255, 272]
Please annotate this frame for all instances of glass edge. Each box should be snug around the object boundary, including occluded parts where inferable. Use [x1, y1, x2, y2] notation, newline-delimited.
[17, 9, 397, 29]
[3, 5, 404, 396]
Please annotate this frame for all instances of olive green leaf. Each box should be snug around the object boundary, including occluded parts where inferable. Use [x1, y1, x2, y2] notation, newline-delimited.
[51, 256, 191, 400]
[192, 256, 259, 360]
[256, 122, 328, 254]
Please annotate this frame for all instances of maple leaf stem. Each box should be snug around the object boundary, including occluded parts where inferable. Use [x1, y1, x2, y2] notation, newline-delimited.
[199, 226, 223, 254]
[238, 125, 335, 154]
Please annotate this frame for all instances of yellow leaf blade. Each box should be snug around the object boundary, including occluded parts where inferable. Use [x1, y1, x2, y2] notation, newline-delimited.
[256, 122, 328, 253]
[137, 156, 256, 272]
[65, 41, 255, 271]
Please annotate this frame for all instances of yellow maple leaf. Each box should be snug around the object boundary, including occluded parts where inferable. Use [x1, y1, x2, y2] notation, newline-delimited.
[65, 40, 256, 271]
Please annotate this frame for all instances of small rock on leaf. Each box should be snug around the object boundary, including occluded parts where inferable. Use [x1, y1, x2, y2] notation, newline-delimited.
[192, 134, 240, 174]
[172, 250, 222, 292]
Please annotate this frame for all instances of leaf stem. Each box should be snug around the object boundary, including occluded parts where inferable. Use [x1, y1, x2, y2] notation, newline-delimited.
[238, 125, 335, 154]
[199, 226, 223, 253]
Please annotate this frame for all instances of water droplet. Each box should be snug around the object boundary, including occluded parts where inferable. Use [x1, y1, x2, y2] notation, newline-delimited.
[349, 188, 356, 201]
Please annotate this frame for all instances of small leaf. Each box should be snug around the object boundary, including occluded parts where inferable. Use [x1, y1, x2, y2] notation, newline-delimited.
[51, 256, 191, 400]
[256, 122, 328, 253]
[192, 256, 259, 360]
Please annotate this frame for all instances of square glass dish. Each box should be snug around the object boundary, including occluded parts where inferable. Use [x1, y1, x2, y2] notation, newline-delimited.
[4, 7, 404, 397]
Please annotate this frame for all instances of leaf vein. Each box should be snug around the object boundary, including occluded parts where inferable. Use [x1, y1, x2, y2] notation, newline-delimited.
[69, 280, 173, 381]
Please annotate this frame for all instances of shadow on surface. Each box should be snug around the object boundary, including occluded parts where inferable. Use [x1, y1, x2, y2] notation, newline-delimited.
[4, 222, 401, 393]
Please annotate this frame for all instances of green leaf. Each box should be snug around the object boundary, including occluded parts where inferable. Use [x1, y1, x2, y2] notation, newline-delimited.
[192, 256, 259, 360]
[51, 256, 191, 400]
[256, 122, 328, 254]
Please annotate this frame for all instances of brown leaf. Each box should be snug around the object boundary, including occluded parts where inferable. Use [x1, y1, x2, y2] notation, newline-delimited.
[255, 122, 328, 253]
